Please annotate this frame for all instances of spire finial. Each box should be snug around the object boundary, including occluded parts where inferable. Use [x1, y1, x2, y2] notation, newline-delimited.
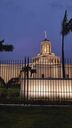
[44, 31, 47, 39]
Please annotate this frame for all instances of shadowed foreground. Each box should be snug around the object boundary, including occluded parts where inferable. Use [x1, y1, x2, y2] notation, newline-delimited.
[0, 106, 72, 128]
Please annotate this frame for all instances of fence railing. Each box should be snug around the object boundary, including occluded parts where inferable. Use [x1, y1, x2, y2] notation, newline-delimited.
[0, 58, 72, 81]
[0, 58, 72, 105]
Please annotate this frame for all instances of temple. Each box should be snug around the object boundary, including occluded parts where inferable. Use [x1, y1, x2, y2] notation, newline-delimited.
[31, 32, 60, 78]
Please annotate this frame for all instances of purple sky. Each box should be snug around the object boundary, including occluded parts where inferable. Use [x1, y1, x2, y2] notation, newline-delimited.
[0, 0, 72, 60]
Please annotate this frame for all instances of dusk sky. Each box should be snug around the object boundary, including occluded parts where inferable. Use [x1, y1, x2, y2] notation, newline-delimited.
[0, 0, 72, 60]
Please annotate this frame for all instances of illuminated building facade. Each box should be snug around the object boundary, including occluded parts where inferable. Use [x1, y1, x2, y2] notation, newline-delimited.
[33, 37, 60, 65]
[32, 33, 60, 78]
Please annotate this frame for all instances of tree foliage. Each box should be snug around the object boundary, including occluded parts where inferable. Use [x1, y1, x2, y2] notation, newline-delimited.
[0, 39, 14, 52]
[61, 10, 72, 78]
[61, 10, 72, 36]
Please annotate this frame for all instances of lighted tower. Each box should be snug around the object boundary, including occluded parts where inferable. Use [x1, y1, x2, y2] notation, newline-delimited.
[32, 32, 60, 65]
[40, 31, 51, 55]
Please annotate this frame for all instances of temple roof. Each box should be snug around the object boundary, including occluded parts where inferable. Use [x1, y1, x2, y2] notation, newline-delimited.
[42, 38, 49, 42]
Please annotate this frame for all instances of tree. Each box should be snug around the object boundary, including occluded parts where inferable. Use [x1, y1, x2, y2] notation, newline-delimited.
[21, 57, 36, 78]
[0, 77, 6, 87]
[0, 39, 14, 52]
[61, 10, 72, 78]
[19, 57, 36, 101]
[0, 77, 7, 97]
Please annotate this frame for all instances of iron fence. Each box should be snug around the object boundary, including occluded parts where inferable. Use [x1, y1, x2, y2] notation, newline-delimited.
[0, 57, 72, 105]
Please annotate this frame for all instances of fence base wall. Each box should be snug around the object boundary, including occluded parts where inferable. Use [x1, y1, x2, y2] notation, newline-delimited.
[20, 79, 72, 102]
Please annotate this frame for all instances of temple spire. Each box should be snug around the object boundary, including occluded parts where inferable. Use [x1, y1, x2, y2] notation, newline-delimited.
[44, 31, 47, 39]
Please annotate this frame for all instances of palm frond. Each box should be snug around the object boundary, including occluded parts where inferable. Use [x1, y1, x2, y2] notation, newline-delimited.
[67, 18, 72, 32]
[0, 39, 14, 52]
[61, 10, 69, 36]
[3, 44, 14, 51]
[0, 39, 4, 44]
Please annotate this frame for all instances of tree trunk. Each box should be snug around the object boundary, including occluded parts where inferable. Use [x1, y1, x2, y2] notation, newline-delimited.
[62, 35, 65, 78]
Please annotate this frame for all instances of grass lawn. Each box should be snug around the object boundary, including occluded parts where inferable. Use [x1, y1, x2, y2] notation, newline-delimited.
[0, 106, 72, 128]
